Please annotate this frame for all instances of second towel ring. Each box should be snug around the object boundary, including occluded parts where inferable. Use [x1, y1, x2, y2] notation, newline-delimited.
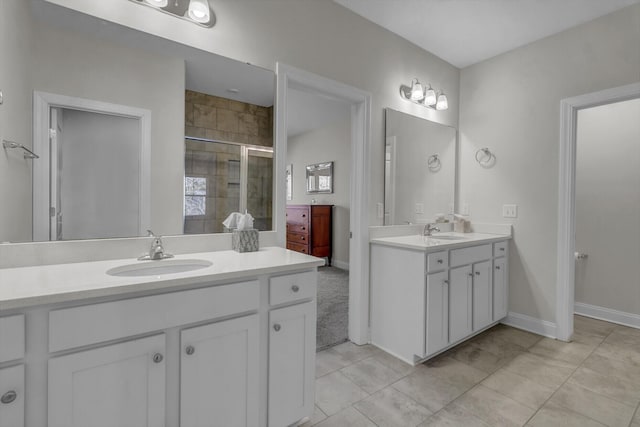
[475, 148, 495, 167]
[427, 154, 441, 171]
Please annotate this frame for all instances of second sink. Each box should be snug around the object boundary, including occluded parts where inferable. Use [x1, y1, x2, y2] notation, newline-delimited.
[107, 259, 213, 277]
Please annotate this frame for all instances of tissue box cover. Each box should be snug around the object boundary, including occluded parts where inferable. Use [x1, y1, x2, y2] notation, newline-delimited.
[232, 229, 259, 252]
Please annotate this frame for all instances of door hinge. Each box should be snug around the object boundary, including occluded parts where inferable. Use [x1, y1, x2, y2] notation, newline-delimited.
[49, 128, 57, 139]
[50, 207, 56, 217]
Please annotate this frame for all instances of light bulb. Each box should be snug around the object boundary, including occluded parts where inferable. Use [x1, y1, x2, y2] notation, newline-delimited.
[145, 0, 168, 7]
[424, 86, 437, 106]
[436, 93, 448, 111]
[188, 0, 210, 23]
[410, 79, 424, 101]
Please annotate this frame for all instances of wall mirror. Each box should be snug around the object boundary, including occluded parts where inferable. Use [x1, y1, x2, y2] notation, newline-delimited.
[0, 1, 275, 243]
[384, 108, 456, 225]
[306, 162, 334, 194]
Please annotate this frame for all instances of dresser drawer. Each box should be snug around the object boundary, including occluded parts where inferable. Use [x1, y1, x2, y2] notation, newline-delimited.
[0, 315, 25, 363]
[287, 223, 309, 234]
[270, 271, 317, 306]
[286, 208, 310, 225]
[287, 241, 309, 254]
[450, 244, 492, 267]
[427, 251, 448, 273]
[287, 232, 309, 245]
[49, 280, 260, 352]
[494, 241, 508, 257]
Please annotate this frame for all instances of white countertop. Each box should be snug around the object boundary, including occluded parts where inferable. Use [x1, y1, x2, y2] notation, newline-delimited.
[0, 247, 325, 311]
[370, 232, 511, 252]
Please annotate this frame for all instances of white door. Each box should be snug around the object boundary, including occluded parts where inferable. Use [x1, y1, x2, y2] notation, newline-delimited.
[0, 365, 24, 427]
[425, 271, 449, 356]
[48, 334, 166, 427]
[268, 301, 315, 427]
[180, 315, 259, 427]
[472, 260, 493, 331]
[493, 258, 508, 321]
[449, 265, 472, 343]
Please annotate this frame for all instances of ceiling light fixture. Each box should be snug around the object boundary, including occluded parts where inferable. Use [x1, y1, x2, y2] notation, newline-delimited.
[400, 79, 449, 111]
[130, 0, 215, 28]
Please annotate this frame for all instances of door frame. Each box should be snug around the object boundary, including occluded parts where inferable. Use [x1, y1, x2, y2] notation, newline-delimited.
[556, 82, 640, 341]
[274, 63, 372, 344]
[33, 91, 151, 241]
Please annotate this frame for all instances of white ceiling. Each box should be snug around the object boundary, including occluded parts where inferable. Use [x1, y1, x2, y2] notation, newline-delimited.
[334, 0, 640, 68]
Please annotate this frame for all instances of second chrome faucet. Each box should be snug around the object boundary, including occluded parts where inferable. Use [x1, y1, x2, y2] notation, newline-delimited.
[138, 230, 174, 261]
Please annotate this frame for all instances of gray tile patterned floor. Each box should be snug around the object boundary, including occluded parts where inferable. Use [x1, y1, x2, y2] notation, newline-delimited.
[303, 315, 640, 427]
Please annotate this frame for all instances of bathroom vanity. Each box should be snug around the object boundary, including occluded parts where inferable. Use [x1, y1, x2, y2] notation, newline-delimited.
[370, 231, 510, 365]
[0, 247, 323, 427]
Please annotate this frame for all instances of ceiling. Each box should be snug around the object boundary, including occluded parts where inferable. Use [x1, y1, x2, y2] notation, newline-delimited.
[334, 0, 640, 68]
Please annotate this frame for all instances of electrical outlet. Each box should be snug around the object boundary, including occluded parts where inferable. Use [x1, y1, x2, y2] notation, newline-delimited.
[415, 203, 424, 214]
[503, 204, 518, 218]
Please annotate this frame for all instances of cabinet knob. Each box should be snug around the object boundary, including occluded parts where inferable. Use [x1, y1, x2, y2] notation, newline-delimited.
[443, 280, 449, 284]
[1, 391, 17, 404]
[301, 227, 306, 231]
[437, 259, 443, 264]
[273, 323, 281, 332]
[185, 345, 195, 356]
[302, 214, 306, 217]
[152, 353, 163, 363]
[500, 247, 505, 251]
[468, 273, 473, 277]
[495, 266, 501, 270]
[300, 236, 305, 240]
[291, 285, 300, 292]
[475, 271, 480, 276]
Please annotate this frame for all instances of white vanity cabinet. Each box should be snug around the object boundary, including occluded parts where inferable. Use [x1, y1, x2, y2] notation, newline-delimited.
[48, 334, 166, 427]
[371, 236, 509, 365]
[180, 314, 260, 427]
[0, 364, 24, 427]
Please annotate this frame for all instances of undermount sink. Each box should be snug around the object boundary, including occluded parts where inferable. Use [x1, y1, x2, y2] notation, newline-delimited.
[106, 259, 213, 277]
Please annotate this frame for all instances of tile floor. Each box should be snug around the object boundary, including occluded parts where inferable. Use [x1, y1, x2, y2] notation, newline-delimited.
[303, 315, 640, 427]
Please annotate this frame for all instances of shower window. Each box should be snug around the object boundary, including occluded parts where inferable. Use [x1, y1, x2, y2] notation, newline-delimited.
[184, 176, 207, 216]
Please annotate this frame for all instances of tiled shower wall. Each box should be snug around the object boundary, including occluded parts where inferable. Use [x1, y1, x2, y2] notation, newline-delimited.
[184, 91, 273, 234]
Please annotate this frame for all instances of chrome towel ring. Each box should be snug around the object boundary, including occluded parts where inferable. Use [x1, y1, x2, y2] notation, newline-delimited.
[427, 154, 441, 171]
[475, 148, 495, 167]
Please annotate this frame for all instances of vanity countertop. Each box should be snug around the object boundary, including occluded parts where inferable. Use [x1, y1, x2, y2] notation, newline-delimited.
[0, 247, 324, 311]
[370, 232, 511, 252]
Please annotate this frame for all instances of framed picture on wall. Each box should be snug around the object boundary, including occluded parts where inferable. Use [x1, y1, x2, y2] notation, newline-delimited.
[286, 164, 293, 201]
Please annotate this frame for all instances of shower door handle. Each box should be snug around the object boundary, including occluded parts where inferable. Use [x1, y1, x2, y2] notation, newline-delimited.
[575, 252, 588, 260]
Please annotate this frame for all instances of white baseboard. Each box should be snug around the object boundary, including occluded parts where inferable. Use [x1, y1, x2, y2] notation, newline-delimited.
[502, 311, 557, 339]
[332, 260, 349, 271]
[575, 302, 640, 329]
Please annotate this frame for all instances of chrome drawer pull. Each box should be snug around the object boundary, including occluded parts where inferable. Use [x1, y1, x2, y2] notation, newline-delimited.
[437, 259, 443, 264]
[495, 266, 501, 270]
[152, 353, 163, 363]
[1, 391, 17, 404]
[273, 324, 281, 332]
[475, 271, 480, 276]
[185, 345, 195, 356]
[291, 285, 300, 293]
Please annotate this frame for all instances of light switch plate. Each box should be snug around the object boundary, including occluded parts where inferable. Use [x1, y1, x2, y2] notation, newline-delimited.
[503, 204, 518, 218]
[415, 203, 424, 214]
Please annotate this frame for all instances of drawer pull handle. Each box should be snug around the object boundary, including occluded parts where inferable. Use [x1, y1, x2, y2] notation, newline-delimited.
[185, 345, 195, 356]
[437, 259, 443, 264]
[1, 391, 17, 404]
[273, 324, 281, 332]
[302, 214, 306, 217]
[443, 280, 449, 284]
[300, 236, 305, 240]
[500, 247, 505, 251]
[475, 271, 480, 276]
[301, 227, 306, 231]
[152, 353, 163, 363]
[291, 285, 300, 292]
[496, 266, 501, 270]
[468, 273, 473, 277]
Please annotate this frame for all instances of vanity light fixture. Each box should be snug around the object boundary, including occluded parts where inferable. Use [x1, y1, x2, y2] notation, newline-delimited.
[400, 78, 449, 111]
[130, 0, 216, 28]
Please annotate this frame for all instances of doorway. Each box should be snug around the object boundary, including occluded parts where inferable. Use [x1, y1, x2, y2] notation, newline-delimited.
[33, 92, 151, 241]
[275, 64, 372, 345]
[556, 82, 640, 341]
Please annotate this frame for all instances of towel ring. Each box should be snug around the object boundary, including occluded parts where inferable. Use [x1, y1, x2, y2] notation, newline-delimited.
[475, 148, 495, 167]
[427, 154, 441, 172]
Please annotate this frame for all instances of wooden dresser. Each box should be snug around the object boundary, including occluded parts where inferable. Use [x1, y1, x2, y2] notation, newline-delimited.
[286, 205, 333, 265]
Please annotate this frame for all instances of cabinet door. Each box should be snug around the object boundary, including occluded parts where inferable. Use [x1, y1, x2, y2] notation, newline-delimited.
[493, 258, 508, 321]
[268, 301, 315, 427]
[180, 315, 259, 427]
[48, 334, 165, 427]
[0, 365, 24, 427]
[449, 265, 473, 343]
[425, 272, 449, 356]
[473, 260, 493, 331]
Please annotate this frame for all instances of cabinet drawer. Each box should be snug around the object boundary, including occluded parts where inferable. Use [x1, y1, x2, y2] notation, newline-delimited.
[0, 315, 25, 363]
[270, 271, 317, 306]
[49, 280, 260, 352]
[0, 364, 24, 427]
[287, 232, 309, 245]
[287, 223, 309, 234]
[450, 244, 492, 267]
[286, 208, 309, 225]
[494, 241, 508, 257]
[287, 241, 309, 254]
[427, 251, 448, 273]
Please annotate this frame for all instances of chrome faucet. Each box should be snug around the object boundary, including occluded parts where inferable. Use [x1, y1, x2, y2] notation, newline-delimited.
[139, 230, 174, 261]
[423, 223, 440, 237]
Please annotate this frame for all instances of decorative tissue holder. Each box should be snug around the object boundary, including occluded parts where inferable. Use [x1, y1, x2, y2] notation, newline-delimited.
[232, 228, 259, 253]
